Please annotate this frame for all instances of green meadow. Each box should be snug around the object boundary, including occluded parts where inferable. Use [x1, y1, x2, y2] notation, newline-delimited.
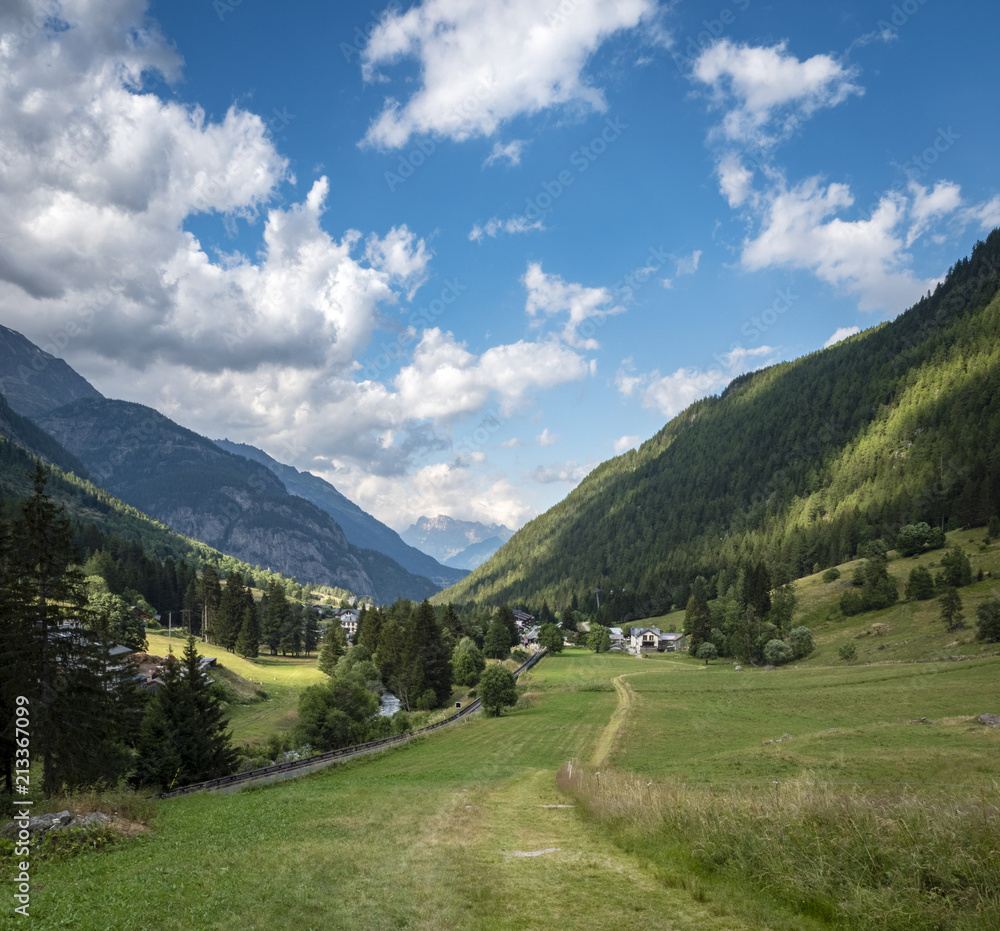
[11, 537, 1000, 931]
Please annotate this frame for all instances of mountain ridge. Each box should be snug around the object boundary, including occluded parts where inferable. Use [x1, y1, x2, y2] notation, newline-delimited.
[437, 230, 1000, 615]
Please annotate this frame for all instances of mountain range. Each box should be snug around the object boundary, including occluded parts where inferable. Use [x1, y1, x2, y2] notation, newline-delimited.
[0, 325, 462, 603]
[400, 515, 514, 570]
[438, 230, 1000, 615]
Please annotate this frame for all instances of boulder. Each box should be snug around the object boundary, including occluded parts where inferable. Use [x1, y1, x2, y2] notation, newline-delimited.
[976, 713, 1000, 728]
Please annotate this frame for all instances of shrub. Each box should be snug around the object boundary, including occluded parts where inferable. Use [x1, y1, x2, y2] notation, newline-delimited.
[763, 639, 793, 665]
[822, 567, 841, 583]
[788, 626, 814, 658]
[840, 591, 864, 616]
[976, 596, 1000, 642]
[838, 642, 857, 662]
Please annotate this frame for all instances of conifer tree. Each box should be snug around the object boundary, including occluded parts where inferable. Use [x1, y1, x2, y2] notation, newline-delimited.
[318, 622, 347, 676]
[136, 635, 235, 791]
[261, 579, 288, 655]
[198, 564, 222, 641]
[235, 604, 260, 658]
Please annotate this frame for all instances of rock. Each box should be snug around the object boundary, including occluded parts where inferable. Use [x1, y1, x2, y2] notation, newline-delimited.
[762, 664, 776, 671]
[75, 812, 111, 829]
[1, 810, 72, 841]
[976, 713, 1000, 728]
[911, 717, 932, 725]
[734, 665, 743, 672]
[782, 734, 792, 740]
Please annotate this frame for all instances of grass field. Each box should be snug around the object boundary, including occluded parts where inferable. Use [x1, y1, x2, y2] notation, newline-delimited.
[11, 535, 1000, 930]
[142, 632, 326, 743]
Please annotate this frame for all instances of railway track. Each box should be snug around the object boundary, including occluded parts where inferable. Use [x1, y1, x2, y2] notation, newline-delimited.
[159, 648, 547, 799]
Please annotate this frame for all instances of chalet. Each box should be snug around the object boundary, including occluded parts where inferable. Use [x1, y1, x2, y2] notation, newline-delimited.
[336, 608, 360, 639]
[512, 609, 534, 629]
[629, 627, 684, 653]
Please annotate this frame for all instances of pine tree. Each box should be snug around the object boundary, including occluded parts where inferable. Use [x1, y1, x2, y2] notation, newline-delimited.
[318, 622, 347, 676]
[939, 586, 964, 631]
[198, 565, 222, 642]
[261, 579, 288, 656]
[235, 604, 260, 658]
[136, 636, 235, 791]
[303, 609, 320, 656]
[217, 572, 249, 651]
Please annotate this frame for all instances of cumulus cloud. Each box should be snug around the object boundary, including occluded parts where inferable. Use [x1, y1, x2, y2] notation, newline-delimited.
[0, 0, 609, 533]
[614, 434, 640, 454]
[523, 262, 624, 349]
[537, 428, 559, 447]
[959, 194, 1000, 232]
[616, 345, 776, 419]
[692, 39, 861, 147]
[359, 0, 657, 148]
[740, 176, 942, 313]
[823, 326, 860, 348]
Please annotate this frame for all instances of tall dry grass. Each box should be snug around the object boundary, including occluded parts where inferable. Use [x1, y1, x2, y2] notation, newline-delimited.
[558, 762, 1000, 930]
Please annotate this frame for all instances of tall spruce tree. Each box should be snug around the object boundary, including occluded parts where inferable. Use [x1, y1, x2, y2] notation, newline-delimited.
[235, 603, 261, 658]
[135, 635, 235, 791]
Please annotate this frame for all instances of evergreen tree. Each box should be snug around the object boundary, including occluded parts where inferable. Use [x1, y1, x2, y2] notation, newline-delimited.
[280, 601, 304, 656]
[941, 546, 972, 588]
[216, 572, 250, 651]
[235, 604, 260, 658]
[404, 600, 452, 709]
[938, 586, 964, 631]
[497, 604, 518, 647]
[685, 592, 712, 657]
[318, 623, 347, 676]
[261, 579, 288, 656]
[905, 566, 936, 600]
[303, 609, 320, 657]
[198, 565, 222, 642]
[135, 636, 236, 791]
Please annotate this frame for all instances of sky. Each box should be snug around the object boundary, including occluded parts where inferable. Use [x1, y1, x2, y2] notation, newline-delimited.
[2, 0, 999, 534]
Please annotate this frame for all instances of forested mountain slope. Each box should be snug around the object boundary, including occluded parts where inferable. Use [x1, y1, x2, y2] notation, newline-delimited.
[35, 398, 437, 602]
[214, 439, 467, 588]
[440, 231, 1000, 612]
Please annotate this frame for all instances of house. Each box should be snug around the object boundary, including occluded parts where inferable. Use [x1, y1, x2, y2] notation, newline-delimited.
[609, 627, 626, 651]
[512, 609, 534, 629]
[628, 627, 685, 653]
[336, 608, 360, 639]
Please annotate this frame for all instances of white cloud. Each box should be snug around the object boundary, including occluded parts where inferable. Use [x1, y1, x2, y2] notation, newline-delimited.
[692, 39, 861, 146]
[483, 139, 526, 167]
[523, 262, 624, 349]
[661, 249, 702, 288]
[528, 461, 590, 485]
[363, 225, 432, 298]
[537, 428, 558, 447]
[614, 434, 640, 454]
[960, 194, 1000, 231]
[360, 0, 657, 148]
[717, 153, 755, 208]
[392, 328, 591, 421]
[616, 345, 775, 419]
[469, 215, 545, 241]
[741, 176, 937, 313]
[501, 437, 524, 448]
[823, 326, 860, 348]
[906, 181, 962, 246]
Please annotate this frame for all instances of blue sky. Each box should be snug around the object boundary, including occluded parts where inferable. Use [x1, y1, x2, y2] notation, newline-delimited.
[2, 0, 998, 532]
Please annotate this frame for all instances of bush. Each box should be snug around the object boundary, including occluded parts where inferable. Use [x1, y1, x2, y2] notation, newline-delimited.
[763, 639, 793, 665]
[838, 642, 857, 662]
[840, 591, 864, 616]
[976, 596, 1000, 642]
[822, 567, 841, 583]
[941, 545, 972, 588]
[788, 626, 814, 658]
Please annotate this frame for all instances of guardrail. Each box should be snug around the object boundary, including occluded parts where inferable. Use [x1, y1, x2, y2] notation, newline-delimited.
[159, 648, 547, 799]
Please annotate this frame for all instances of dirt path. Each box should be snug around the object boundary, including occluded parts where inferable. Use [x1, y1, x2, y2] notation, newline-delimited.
[590, 673, 638, 766]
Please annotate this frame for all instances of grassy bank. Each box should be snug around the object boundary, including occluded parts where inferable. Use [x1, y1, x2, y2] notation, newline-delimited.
[560, 765, 1000, 931]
